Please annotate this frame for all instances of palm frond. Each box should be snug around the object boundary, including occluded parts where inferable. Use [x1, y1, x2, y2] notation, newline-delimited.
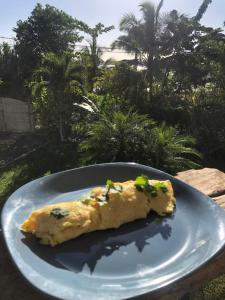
[120, 13, 139, 32]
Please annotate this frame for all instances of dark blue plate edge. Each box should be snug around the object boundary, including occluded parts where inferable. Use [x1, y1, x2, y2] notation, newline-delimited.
[1, 162, 225, 300]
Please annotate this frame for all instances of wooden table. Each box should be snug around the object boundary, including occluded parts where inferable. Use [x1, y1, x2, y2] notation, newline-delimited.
[1, 168, 225, 300]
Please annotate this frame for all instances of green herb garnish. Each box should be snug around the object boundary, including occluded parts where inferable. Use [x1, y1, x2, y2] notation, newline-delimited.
[106, 179, 114, 190]
[134, 175, 168, 198]
[81, 198, 92, 205]
[50, 208, 69, 219]
[135, 175, 153, 194]
[134, 175, 148, 191]
[94, 180, 123, 203]
[153, 182, 168, 193]
[105, 179, 123, 199]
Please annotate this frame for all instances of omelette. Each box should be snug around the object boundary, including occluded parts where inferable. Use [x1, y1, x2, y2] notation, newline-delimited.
[21, 175, 176, 246]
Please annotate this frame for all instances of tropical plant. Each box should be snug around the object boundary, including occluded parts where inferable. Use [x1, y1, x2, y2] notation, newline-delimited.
[31, 51, 84, 141]
[150, 123, 201, 174]
[14, 3, 82, 82]
[94, 61, 147, 110]
[113, 0, 216, 101]
[188, 86, 225, 168]
[80, 109, 201, 174]
[0, 42, 24, 98]
[112, 1, 164, 99]
[194, 0, 213, 22]
[77, 22, 114, 91]
[80, 110, 155, 163]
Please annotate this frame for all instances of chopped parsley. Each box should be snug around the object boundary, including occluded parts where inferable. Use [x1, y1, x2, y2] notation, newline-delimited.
[105, 179, 123, 199]
[154, 181, 168, 193]
[93, 180, 123, 204]
[134, 175, 168, 198]
[81, 198, 92, 205]
[106, 179, 114, 190]
[50, 208, 69, 219]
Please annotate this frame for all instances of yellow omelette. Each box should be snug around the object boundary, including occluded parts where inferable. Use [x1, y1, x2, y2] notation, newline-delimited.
[21, 176, 176, 246]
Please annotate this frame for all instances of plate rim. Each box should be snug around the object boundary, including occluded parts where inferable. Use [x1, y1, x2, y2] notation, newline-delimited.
[1, 162, 225, 300]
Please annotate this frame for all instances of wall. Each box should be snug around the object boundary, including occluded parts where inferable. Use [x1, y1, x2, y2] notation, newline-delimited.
[0, 97, 34, 132]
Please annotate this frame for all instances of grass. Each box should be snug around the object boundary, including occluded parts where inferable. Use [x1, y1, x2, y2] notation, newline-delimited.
[190, 274, 225, 300]
[0, 164, 29, 205]
[0, 140, 79, 206]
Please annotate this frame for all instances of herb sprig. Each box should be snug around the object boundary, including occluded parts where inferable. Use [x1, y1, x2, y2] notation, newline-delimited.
[98, 179, 123, 202]
[134, 175, 168, 198]
[50, 208, 70, 219]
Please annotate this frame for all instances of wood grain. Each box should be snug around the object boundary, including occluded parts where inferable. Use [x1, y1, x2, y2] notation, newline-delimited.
[176, 168, 225, 197]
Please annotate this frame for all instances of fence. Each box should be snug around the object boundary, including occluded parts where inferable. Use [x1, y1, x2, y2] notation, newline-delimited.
[0, 97, 34, 132]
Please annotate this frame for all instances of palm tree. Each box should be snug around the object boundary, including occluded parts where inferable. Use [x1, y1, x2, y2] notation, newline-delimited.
[112, 13, 141, 66]
[194, 0, 213, 22]
[31, 51, 83, 141]
[77, 22, 114, 91]
[112, 1, 164, 100]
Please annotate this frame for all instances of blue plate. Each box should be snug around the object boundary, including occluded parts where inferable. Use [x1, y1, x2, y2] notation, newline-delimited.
[1, 163, 225, 300]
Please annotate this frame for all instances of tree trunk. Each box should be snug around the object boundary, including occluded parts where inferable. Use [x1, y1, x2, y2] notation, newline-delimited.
[161, 70, 169, 94]
[147, 53, 154, 102]
[59, 113, 64, 142]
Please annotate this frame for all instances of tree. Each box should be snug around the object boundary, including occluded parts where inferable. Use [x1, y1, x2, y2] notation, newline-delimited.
[0, 42, 24, 98]
[113, 0, 216, 101]
[77, 22, 114, 91]
[14, 3, 82, 82]
[112, 1, 164, 100]
[187, 85, 225, 168]
[31, 51, 84, 141]
[111, 13, 141, 66]
[94, 61, 147, 110]
[194, 0, 213, 22]
[158, 10, 208, 94]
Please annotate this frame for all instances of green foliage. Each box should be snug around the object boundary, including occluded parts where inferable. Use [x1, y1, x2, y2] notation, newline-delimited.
[80, 110, 155, 163]
[80, 109, 200, 174]
[0, 43, 24, 98]
[94, 62, 147, 110]
[0, 165, 28, 204]
[13, 3, 82, 81]
[112, 1, 166, 99]
[0, 139, 79, 205]
[188, 85, 225, 167]
[31, 51, 84, 141]
[194, 0, 213, 22]
[191, 274, 225, 300]
[150, 123, 201, 173]
[77, 22, 114, 91]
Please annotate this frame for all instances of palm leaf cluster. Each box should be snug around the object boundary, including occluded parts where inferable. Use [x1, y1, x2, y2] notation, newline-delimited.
[80, 110, 201, 174]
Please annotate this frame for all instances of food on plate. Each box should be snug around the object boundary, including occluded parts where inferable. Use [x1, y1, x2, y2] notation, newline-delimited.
[21, 175, 176, 246]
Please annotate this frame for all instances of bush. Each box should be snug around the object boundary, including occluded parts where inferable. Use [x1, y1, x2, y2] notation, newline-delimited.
[80, 110, 201, 174]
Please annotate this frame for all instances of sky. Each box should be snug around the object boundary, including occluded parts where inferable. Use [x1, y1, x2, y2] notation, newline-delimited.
[0, 0, 224, 47]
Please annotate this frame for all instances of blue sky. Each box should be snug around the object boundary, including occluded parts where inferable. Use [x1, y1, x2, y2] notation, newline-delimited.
[0, 0, 224, 46]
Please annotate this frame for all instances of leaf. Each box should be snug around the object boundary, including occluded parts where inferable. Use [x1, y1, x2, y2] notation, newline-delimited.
[50, 208, 69, 219]
[106, 179, 115, 189]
